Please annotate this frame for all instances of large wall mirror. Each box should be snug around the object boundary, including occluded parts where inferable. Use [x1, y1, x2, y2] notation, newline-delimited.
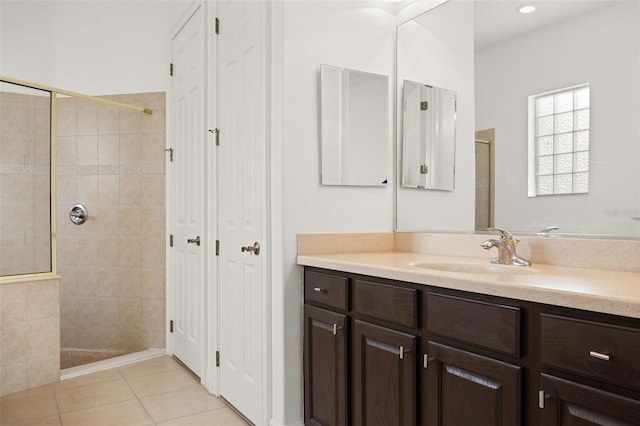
[320, 64, 389, 186]
[396, 0, 640, 238]
[401, 80, 456, 191]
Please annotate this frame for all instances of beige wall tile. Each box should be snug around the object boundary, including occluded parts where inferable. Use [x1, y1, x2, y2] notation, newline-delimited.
[119, 205, 142, 237]
[1, 321, 28, 363]
[139, 206, 164, 237]
[55, 136, 77, 167]
[96, 206, 120, 236]
[56, 175, 78, 206]
[27, 355, 59, 388]
[1, 133, 29, 164]
[97, 134, 119, 165]
[119, 174, 141, 206]
[119, 268, 141, 299]
[141, 299, 165, 331]
[26, 281, 59, 321]
[56, 100, 77, 137]
[97, 104, 120, 135]
[76, 100, 98, 136]
[27, 317, 60, 359]
[119, 299, 141, 328]
[96, 268, 120, 297]
[140, 330, 165, 349]
[1, 102, 28, 134]
[119, 238, 141, 267]
[97, 175, 120, 206]
[0, 360, 27, 396]
[99, 327, 123, 351]
[96, 297, 120, 328]
[139, 174, 164, 206]
[121, 329, 144, 351]
[97, 237, 120, 267]
[76, 135, 98, 166]
[141, 268, 165, 300]
[1, 283, 27, 323]
[118, 134, 143, 165]
[141, 237, 165, 267]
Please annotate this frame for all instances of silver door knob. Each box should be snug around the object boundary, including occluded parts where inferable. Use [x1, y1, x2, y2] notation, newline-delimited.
[69, 204, 88, 225]
[187, 236, 201, 246]
[241, 242, 260, 255]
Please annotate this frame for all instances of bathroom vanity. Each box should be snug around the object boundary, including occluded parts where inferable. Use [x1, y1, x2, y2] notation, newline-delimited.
[299, 248, 640, 426]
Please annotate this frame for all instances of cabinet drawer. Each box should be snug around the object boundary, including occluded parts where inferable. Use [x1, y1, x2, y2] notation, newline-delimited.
[427, 293, 521, 357]
[540, 314, 640, 390]
[354, 280, 417, 328]
[304, 270, 348, 310]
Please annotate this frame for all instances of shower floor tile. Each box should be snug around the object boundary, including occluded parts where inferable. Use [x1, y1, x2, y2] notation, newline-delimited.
[60, 349, 129, 369]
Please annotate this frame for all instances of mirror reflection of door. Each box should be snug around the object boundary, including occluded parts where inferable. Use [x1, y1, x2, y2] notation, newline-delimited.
[475, 129, 494, 231]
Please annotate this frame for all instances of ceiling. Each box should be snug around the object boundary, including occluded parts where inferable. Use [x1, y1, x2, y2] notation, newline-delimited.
[474, 0, 620, 50]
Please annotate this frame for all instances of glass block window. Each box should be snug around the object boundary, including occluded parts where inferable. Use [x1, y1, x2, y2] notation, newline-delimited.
[528, 84, 590, 196]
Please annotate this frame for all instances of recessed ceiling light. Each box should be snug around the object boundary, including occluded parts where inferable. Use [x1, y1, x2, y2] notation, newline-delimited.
[518, 5, 536, 14]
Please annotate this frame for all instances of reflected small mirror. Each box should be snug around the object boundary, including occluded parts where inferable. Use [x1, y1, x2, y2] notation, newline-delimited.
[401, 80, 456, 190]
[320, 64, 389, 186]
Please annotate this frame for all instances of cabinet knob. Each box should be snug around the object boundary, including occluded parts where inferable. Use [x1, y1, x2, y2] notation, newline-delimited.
[332, 323, 343, 336]
[423, 353, 435, 369]
[313, 287, 326, 293]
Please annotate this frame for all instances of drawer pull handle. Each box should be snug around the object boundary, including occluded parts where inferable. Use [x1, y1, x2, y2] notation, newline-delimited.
[313, 287, 326, 293]
[399, 346, 411, 360]
[423, 353, 435, 369]
[538, 390, 550, 409]
[589, 350, 610, 361]
[332, 324, 343, 336]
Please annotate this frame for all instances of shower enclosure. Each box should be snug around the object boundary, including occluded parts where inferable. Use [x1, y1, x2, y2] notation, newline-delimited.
[0, 76, 167, 372]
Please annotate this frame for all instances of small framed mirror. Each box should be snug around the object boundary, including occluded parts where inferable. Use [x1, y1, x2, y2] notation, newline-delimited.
[401, 80, 456, 190]
[320, 64, 389, 186]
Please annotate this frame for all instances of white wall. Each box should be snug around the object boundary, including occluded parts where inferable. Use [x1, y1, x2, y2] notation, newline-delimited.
[395, 0, 476, 231]
[274, 1, 396, 423]
[0, 0, 187, 95]
[475, 1, 640, 236]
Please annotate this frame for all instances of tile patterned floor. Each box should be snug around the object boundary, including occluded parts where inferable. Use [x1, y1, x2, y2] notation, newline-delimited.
[0, 356, 250, 426]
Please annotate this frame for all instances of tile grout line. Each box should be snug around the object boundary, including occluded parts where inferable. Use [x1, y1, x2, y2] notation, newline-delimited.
[118, 363, 162, 425]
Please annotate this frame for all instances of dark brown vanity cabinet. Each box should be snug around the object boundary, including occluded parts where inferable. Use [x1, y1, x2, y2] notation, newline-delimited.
[537, 309, 640, 425]
[303, 267, 640, 426]
[423, 293, 524, 426]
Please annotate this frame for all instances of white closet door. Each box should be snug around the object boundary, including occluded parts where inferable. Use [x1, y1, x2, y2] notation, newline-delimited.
[169, 4, 207, 378]
[217, 0, 266, 424]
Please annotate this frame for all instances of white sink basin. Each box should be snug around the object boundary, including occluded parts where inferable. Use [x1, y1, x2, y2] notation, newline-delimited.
[412, 262, 540, 275]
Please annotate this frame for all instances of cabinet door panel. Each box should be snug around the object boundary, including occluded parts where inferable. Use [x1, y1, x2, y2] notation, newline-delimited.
[540, 374, 640, 426]
[353, 320, 416, 426]
[425, 341, 521, 426]
[304, 305, 347, 426]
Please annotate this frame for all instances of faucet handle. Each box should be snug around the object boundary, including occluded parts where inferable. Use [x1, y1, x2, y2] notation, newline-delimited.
[487, 227, 514, 242]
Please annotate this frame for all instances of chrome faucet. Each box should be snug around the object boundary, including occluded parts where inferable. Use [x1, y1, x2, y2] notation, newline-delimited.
[481, 227, 531, 266]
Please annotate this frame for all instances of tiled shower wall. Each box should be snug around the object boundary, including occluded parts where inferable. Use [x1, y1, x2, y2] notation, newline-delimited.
[0, 278, 60, 396]
[56, 92, 166, 354]
[0, 90, 51, 276]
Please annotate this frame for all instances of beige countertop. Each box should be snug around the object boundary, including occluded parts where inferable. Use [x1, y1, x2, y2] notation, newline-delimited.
[297, 251, 640, 319]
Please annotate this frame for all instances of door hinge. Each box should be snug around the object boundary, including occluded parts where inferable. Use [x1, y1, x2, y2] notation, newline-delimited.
[169, 320, 174, 333]
[216, 350, 220, 367]
[420, 101, 428, 111]
[165, 148, 173, 162]
[215, 17, 219, 35]
[169, 234, 174, 247]
[170, 63, 174, 76]
[215, 128, 219, 146]
[215, 240, 220, 256]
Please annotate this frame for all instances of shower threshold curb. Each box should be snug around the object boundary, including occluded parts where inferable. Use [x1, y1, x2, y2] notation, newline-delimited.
[60, 348, 166, 380]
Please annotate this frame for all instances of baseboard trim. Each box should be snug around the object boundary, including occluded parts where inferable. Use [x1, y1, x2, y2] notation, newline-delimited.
[60, 348, 166, 380]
